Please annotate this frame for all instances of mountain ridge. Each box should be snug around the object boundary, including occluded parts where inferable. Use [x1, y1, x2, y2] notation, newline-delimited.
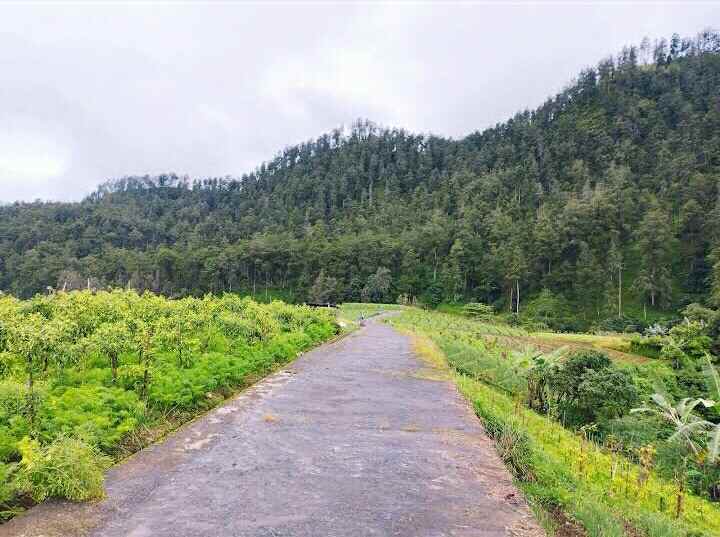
[2, 30, 720, 330]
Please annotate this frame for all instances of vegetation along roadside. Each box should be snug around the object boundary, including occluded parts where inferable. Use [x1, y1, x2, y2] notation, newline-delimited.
[0, 290, 338, 521]
[389, 307, 720, 537]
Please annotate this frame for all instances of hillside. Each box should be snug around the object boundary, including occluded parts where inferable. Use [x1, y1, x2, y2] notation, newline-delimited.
[2, 31, 720, 328]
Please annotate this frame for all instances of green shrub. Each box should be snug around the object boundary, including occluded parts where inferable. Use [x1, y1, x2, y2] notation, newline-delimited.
[601, 413, 668, 453]
[473, 401, 535, 481]
[668, 321, 712, 360]
[0, 461, 18, 506]
[495, 420, 535, 482]
[546, 350, 638, 427]
[16, 436, 110, 502]
[521, 290, 581, 332]
[0, 290, 338, 519]
[630, 335, 666, 359]
[0, 380, 30, 423]
[462, 302, 494, 320]
[576, 368, 639, 423]
[39, 385, 145, 450]
[0, 426, 19, 461]
[573, 497, 625, 537]
[595, 316, 648, 334]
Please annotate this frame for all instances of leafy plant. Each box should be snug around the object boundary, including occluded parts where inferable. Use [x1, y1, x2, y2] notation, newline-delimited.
[462, 302, 494, 320]
[16, 435, 110, 502]
[89, 322, 131, 383]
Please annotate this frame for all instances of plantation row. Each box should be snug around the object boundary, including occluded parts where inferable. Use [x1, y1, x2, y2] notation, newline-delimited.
[0, 290, 337, 518]
[389, 310, 720, 537]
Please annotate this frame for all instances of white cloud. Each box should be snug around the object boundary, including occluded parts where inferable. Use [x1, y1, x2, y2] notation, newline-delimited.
[0, 2, 718, 202]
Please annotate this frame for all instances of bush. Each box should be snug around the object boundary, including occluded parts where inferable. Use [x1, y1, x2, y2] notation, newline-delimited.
[521, 290, 581, 332]
[0, 290, 338, 519]
[668, 321, 712, 359]
[0, 461, 18, 511]
[16, 436, 110, 502]
[595, 316, 648, 334]
[462, 302, 494, 320]
[38, 385, 145, 450]
[575, 368, 639, 423]
[601, 413, 668, 453]
[546, 350, 638, 427]
[473, 402, 535, 482]
[0, 380, 30, 423]
[630, 335, 666, 359]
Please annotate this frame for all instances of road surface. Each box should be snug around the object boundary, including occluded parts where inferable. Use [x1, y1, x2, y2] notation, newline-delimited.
[3, 318, 542, 537]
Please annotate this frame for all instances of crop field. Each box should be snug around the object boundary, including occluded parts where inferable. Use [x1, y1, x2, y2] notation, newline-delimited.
[389, 309, 720, 537]
[0, 290, 337, 519]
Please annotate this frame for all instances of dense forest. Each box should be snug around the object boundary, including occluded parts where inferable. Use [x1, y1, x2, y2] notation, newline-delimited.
[2, 30, 720, 329]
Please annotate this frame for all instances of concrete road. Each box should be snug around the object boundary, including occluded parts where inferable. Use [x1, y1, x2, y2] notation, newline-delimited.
[2, 318, 542, 537]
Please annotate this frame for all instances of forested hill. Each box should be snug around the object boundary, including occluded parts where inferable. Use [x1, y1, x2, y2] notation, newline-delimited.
[2, 31, 720, 329]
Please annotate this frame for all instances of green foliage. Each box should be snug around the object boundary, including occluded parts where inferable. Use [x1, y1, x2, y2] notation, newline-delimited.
[361, 267, 393, 303]
[308, 270, 338, 304]
[474, 404, 535, 482]
[0, 290, 337, 517]
[423, 282, 444, 308]
[668, 322, 712, 360]
[16, 436, 110, 502]
[462, 302, 494, 320]
[520, 290, 579, 332]
[575, 368, 639, 423]
[631, 320, 714, 370]
[539, 350, 639, 427]
[38, 385, 145, 450]
[631, 335, 666, 359]
[393, 307, 720, 536]
[595, 316, 649, 334]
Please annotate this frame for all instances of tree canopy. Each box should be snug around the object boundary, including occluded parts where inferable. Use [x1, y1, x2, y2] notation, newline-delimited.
[2, 31, 720, 327]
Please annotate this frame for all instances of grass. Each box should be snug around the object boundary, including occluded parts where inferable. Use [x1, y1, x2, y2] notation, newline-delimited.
[433, 304, 649, 366]
[389, 308, 720, 537]
[529, 332, 648, 365]
[337, 303, 405, 322]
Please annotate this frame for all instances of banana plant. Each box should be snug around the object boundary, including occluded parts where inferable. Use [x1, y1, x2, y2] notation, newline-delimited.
[702, 354, 720, 463]
[632, 393, 714, 457]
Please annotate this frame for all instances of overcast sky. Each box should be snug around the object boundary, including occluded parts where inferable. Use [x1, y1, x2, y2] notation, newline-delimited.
[0, 2, 718, 202]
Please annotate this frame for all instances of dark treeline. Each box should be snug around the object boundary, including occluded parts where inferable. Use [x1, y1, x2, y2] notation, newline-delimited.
[2, 31, 720, 329]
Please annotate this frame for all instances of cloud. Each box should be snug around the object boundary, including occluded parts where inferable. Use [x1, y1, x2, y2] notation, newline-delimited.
[0, 2, 718, 202]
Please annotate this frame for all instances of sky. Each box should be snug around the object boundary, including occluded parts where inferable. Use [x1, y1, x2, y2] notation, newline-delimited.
[0, 1, 718, 203]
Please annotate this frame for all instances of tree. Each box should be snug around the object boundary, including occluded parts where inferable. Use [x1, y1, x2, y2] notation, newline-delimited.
[157, 315, 193, 368]
[308, 270, 338, 304]
[606, 238, 624, 318]
[0, 31, 719, 315]
[633, 200, 675, 308]
[6, 314, 46, 429]
[90, 322, 131, 383]
[574, 242, 605, 318]
[546, 350, 624, 426]
[362, 267, 392, 303]
[522, 289, 575, 331]
[575, 368, 639, 423]
[441, 239, 466, 301]
[711, 249, 720, 307]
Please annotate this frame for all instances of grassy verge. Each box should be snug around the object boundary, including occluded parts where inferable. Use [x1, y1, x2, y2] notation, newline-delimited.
[389, 309, 720, 537]
[337, 303, 405, 323]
